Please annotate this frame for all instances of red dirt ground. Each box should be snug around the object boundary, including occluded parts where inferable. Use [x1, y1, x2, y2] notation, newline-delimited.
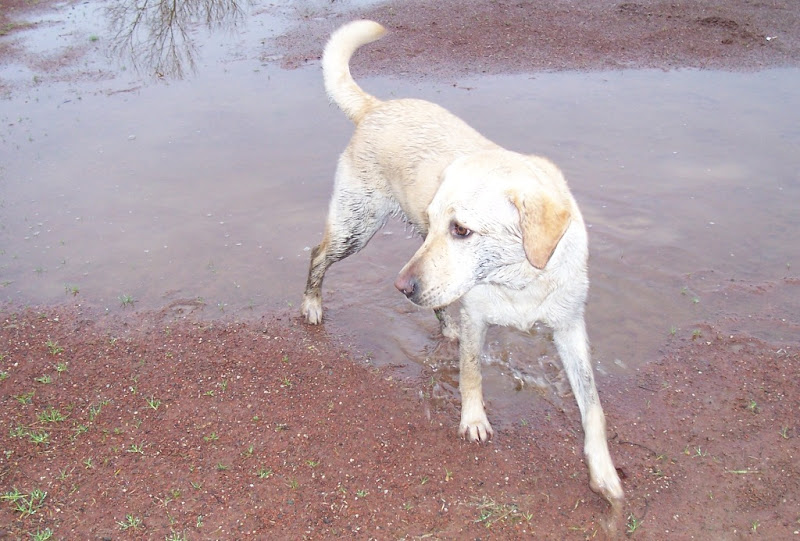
[1, 307, 798, 539]
[277, 0, 800, 75]
[2, 1, 799, 539]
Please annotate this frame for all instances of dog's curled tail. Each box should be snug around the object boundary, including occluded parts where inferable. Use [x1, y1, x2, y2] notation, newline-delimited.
[322, 20, 386, 124]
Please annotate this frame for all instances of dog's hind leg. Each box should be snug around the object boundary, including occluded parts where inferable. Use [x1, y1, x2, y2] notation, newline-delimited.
[302, 169, 393, 324]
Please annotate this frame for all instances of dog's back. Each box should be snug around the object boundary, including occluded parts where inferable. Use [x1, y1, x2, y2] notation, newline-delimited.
[322, 21, 495, 231]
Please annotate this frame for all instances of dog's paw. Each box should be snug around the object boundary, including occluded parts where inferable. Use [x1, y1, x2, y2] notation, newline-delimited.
[301, 296, 323, 325]
[588, 455, 624, 507]
[459, 405, 494, 442]
[460, 418, 494, 442]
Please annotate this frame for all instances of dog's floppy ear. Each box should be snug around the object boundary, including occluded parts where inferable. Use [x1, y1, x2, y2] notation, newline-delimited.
[509, 190, 572, 269]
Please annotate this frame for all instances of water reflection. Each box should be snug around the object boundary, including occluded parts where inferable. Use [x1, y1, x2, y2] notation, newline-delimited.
[106, 0, 249, 78]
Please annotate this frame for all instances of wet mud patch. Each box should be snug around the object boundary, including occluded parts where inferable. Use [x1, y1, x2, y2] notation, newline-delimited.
[0, 0, 60, 33]
[276, 0, 800, 77]
[1, 305, 798, 538]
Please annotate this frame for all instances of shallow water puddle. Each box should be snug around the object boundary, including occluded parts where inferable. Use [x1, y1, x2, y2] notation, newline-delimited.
[1, 2, 798, 408]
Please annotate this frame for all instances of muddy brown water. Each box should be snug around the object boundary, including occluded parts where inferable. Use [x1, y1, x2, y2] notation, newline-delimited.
[1, 1, 798, 409]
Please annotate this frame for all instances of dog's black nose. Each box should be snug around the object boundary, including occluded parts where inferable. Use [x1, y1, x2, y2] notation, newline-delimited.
[394, 274, 418, 298]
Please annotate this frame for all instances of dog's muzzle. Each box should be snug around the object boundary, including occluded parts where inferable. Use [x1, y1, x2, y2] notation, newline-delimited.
[394, 273, 420, 304]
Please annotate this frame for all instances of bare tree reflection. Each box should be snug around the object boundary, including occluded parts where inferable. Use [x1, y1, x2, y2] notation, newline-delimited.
[107, 0, 248, 79]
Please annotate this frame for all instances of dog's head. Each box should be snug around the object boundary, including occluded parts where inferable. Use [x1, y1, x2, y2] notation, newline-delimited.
[394, 150, 575, 308]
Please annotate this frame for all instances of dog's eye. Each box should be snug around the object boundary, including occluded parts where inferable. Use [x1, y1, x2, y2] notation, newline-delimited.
[451, 223, 472, 238]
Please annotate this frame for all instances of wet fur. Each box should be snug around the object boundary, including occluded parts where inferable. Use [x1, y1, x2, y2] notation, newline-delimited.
[301, 20, 623, 507]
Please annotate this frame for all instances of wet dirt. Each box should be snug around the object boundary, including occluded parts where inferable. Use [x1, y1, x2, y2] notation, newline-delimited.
[1, 0, 799, 539]
[1, 307, 798, 539]
[278, 0, 800, 74]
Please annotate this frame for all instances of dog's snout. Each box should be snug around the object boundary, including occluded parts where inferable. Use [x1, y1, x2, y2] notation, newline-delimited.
[394, 273, 418, 299]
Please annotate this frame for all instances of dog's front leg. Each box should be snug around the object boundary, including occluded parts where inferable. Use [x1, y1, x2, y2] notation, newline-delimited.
[457, 309, 493, 442]
[553, 319, 624, 506]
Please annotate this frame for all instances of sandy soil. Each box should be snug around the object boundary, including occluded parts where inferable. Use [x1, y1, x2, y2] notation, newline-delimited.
[1, 1, 799, 539]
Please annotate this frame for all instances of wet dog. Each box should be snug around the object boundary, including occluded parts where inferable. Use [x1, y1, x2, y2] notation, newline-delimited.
[301, 20, 623, 506]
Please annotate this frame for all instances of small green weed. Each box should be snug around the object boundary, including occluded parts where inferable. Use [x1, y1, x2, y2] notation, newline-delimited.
[28, 430, 50, 445]
[1, 487, 47, 518]
[117, 514, 143, 531]
[37, 406, 67, 423]
[30, 527, 54, 541]
[15, 391, 35, 404]
[88, 400, 110, 421]
[685, 445, 707, 458]
[45, 339, 63, 355]
[71, 424, 89, 440]
[627, 513, 643, 534]
[1, 487, 24, 503]
[128, 374, 139, 395]
[126, 443, 145, 455]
